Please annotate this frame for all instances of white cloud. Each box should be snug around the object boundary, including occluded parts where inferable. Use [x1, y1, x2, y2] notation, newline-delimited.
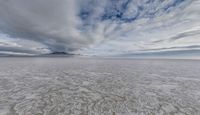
[0, 0, 199, 57]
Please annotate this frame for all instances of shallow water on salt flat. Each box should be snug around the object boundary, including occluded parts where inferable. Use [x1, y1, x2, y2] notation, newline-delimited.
[0, 57, 200, 115]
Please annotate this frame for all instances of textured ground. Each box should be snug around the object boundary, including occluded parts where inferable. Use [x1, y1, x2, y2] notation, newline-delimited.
[0, 57, 200, 115]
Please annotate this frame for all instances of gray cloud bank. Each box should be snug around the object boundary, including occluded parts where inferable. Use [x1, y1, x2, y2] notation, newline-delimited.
[0, 0, 200, 57]
[0, 0, 89, 53]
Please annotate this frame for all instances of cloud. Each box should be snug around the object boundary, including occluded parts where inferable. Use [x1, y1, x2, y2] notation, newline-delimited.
[0, 0, 88, 53]
[119, 49, 200, 59]
[152, 29, 200, 43]
[0, 0, 199, 57]
[140, 45, 200, 52]
[0, 45, 39, 54]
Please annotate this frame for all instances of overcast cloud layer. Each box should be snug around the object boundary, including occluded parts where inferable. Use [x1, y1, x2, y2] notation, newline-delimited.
[0, 0, 200, 56]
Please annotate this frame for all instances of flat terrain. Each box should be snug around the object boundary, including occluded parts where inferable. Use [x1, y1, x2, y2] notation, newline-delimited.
[0, 57, 200, 115]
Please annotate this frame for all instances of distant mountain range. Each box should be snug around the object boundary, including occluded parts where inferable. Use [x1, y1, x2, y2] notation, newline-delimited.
[39, 52, 76, 57]
[49, 52, 75, 55]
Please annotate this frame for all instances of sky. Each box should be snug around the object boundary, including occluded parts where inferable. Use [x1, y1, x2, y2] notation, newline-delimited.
[0, 0, 200, 57]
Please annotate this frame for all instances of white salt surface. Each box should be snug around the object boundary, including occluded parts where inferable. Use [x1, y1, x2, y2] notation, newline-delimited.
[0, 57, 200, 115]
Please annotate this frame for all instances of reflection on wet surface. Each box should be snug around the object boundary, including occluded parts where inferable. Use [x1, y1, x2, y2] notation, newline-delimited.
[0, 57, 200, 115]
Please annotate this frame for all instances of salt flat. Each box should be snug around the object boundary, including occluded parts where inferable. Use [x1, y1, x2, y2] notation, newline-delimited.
[0, 57, 200, 115]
